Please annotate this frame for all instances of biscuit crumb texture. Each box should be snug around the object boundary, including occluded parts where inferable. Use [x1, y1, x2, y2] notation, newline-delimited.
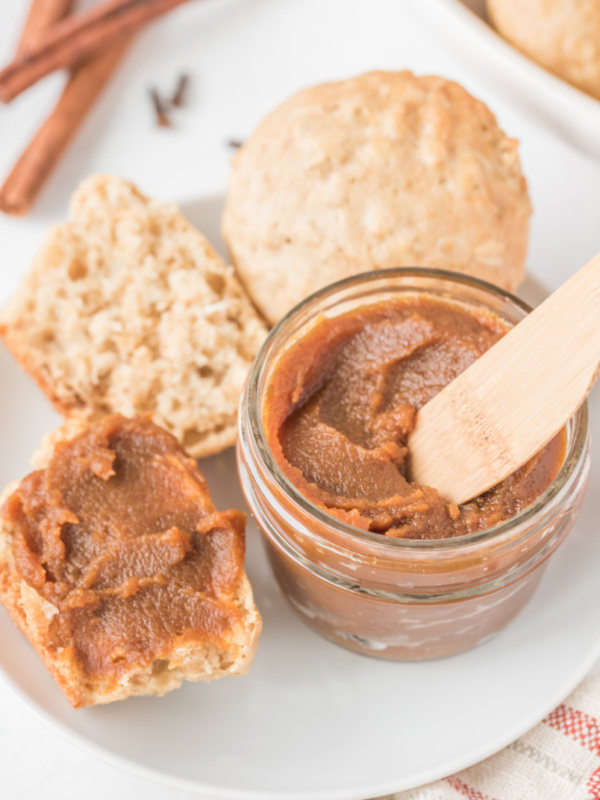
[0, 419, 262, 708]
[0, 175, 267, 457]
[488, 0, 600, 100]
[223, 71, 532, 324]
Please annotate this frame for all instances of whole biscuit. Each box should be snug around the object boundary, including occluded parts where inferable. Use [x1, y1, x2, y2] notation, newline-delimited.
[0, 416, 261, 708]
[222, 71, 531, 325]
[487, 0, 600, 100]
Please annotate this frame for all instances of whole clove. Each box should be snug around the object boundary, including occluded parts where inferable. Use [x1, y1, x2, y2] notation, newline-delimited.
[170, 73, 189, 107]
[149, 87, 171, 127]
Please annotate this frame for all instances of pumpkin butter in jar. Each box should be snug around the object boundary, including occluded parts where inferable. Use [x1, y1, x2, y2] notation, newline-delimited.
[238, 269, 590, 660]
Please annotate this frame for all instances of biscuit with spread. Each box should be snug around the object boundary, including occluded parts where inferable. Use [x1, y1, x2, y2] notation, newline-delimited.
[0, 415, 261, 708]
[222, 71, 532, 324]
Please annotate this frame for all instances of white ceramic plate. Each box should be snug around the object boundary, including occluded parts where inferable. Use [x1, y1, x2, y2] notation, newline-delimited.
[416, 0, 600, 161]
[0, 1, 599, 796]
[0, 291, 600, 798]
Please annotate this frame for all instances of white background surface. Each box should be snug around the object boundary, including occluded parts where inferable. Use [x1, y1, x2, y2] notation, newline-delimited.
[0, 1, 599, 799]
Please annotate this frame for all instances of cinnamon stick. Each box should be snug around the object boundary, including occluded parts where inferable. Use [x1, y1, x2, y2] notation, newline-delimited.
[17, 0, 75, 54]
[0, 0, 81, 213]
[0, 40, 132, 215]
[0, 0, 195, 104]
[1, 1, 132, 215]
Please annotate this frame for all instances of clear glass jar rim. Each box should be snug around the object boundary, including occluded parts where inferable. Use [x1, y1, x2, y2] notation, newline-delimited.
[246, 267, 590, 551]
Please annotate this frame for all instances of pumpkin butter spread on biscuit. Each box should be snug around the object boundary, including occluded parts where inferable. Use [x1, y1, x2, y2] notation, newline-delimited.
[0, 416, 261, 708]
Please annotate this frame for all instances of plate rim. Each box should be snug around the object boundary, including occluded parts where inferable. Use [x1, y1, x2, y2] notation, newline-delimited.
[423, 0, 600, 113]
[416, 0, 600, 163]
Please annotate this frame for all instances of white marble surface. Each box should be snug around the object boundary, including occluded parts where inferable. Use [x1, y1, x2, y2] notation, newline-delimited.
[0, 1, 599, 798]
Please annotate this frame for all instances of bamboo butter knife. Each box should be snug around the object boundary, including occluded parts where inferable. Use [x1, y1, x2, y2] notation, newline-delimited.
[409, 251, 600, 505]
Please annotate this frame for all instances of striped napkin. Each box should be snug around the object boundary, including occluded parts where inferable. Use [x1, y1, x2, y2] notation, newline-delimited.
[381, 675, 600, 800]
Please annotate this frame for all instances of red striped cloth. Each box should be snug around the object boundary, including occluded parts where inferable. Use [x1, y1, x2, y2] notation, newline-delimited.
[386, 676, 600, 800]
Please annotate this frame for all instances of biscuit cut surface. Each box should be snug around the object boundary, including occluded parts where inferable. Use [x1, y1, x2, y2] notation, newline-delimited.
[487, 0, 600, 100]
[0, 416, 261, 708]
[222, 70, 532, 324]
[0, 175, 267, 458]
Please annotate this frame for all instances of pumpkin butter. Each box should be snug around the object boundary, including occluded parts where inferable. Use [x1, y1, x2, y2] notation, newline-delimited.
[3, 415, 247, 679]
[264, 297, 565, 539]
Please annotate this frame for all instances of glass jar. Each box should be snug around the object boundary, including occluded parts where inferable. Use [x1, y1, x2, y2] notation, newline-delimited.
[237, 269, 591, 660]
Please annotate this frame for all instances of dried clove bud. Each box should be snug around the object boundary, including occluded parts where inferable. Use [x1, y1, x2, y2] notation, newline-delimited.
[149, 87, 171, 127]
[170, 73, 190, 108]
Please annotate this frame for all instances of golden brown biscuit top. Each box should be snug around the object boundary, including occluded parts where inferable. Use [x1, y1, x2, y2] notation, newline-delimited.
[2, 415, 246, 678]
[223, 70, 531, 324]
